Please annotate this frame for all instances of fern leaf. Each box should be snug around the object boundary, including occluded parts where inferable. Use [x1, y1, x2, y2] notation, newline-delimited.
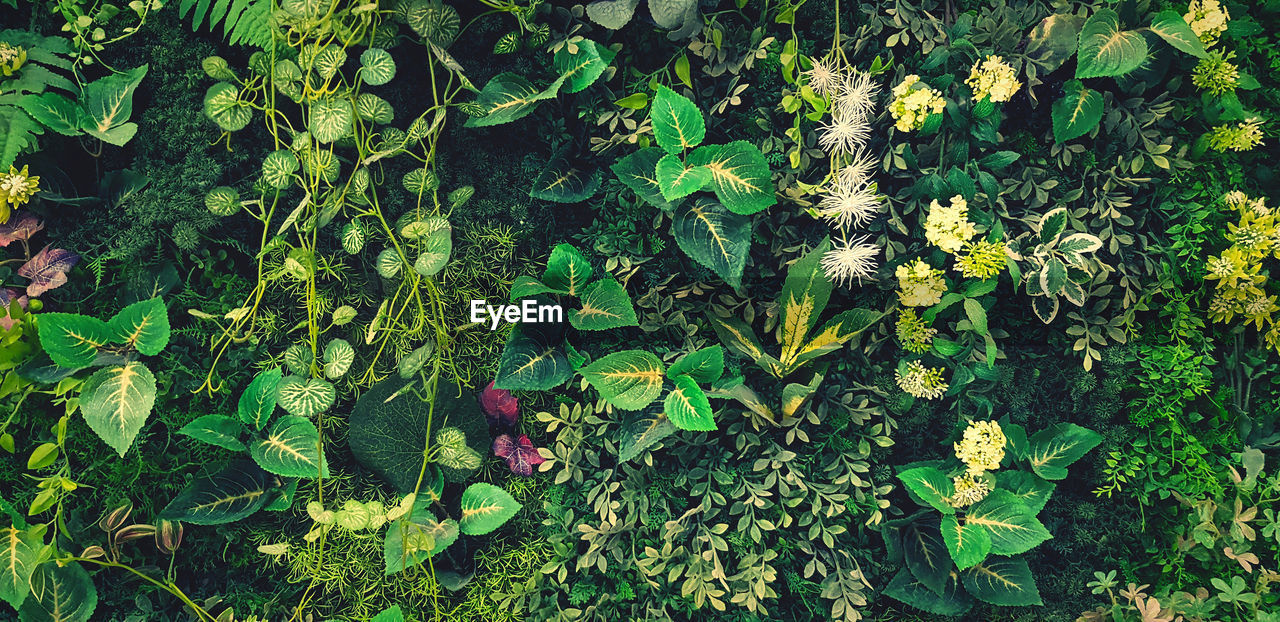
[0, 105, 43, 169]
[229, 0, 274, 48]
[179, 0, 273, 48]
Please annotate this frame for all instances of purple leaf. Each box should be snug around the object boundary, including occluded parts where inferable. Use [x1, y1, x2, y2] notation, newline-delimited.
[480, 381, 519, 426]
[0, 213, 43, 247]
[18, 246, 79, 297]
[492, 434, 545, 477]
[0, 288, 27, 331]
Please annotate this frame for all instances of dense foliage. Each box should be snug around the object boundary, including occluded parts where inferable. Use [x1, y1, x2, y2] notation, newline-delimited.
[0, 0, 1278, 620]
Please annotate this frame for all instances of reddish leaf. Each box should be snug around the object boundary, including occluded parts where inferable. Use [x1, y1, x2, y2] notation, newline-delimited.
[492, 434, 545, 476]
[0, 288, 27, 330]
[480, 380, 519, 426]
[0, 213, 43, 247]
[18, 246, 78, 297]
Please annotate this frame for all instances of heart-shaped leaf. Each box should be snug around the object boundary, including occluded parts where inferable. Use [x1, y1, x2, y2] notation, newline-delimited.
[457, 482, 521, 535]
[276, 376, 336, 418]
[323, 338, 355, 379]
[250, 415, 329, 478]
[80, 362, 157, 457]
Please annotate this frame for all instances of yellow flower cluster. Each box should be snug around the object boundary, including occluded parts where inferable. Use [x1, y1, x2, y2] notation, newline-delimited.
[894, 360, 949, 400]
[954, 239, 1007, 279]
[896, 259, 947, 307]
[0, 43, 26, 77]
[0, 165, 39, 223]
[965, 55, 1021, 103]
[954, 420, 1006, 476]
[1183, 0, 1230, 47]
[1192, 51, 1239, 95]
[950, 473, 991, 507]
[924, 195, 977, 253]
[1208, 118, 1265, 152]
[1204, 191, 1280, 351]
[889, 75, 946, 132]
[895, 308, 937, 353]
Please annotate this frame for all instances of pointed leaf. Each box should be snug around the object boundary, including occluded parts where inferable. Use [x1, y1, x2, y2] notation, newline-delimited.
[465, 72, 557, 127]
[78, 64, 147, 144]
[276, 376, 336, 418]
[650, 84, 705, 153]
[941, 515, 991, 569]
[671, 199, 750, 288]
[178, 415, 246, 452]
[493, 324, 572, 391]
[664, 374, 714, 431]
[159, 459, 271, 525]
[542, 244, 593, 296]
[655, 154, 710, 201]
[238, 368, 282, 430]
[107, 297, 169, 356]
[36, 314, 111, 368]
[568, 278, 637, 330]
[1027, 423, 1103, 480]
[18, 247, 78, 297]
[686, 141, 776, 215]
[0, 525, 45, 609]
[704, 313, 766, 361]
[1149, 10, 1207, 58]
[618, 409, 675, 461]
[0, 213, 43, 247]
[883, 567, 974, 616]
[778, 239, 834, 364]
[19, 559, 97, 622]
[901, 520, 950, 595]
[531, 158, 601, 203]
[611, 147, 671, 208]
[492, 433, 545, 476]
[1076, 9, 1148, 79]
[458, 482, 521, 535]
[897, 466, 956, 514]
[580, 350, 664, 410]
[1051, 80, 1103, 143]
[80, 363, 156, 457]
[960, 557, 1043, 606]
[250, 415, 328, 478]
[964, 490, 1052, 555]
[666, 345, 724, 383]
[994, 471, 1056, 514]
[553, 39, 614, 93]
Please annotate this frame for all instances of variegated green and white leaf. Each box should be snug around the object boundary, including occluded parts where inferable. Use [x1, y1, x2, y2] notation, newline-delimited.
[309, 97, 353, 143]
[261, 150, 299, 189]
[356, 93, 394, 125]
[276, 376, 336, 418]
[433, 427, 481, 471]
[250, 415, 329, 478]
[20, 558, 97, 622]
[0, 524, 46, 609]
[376, 248, 403, 279]
[360, 48, 396, 85]
[323, 339, 355, 379]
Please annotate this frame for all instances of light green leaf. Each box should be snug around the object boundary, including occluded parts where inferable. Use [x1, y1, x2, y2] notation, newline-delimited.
[371, 605, 406, 622]
[777, 239, 834, 365]
[250, 415, 329, 478]
[360, 48, 397, 85]
[0, 524, 46, 609]
[283, 344, 312, 375]
[656, 154, 711, 201]
[960, 558, 1043, 606]
[36, 314, 111, 368]
[203, 82, 251, 132]
[611, 147, 672, 209]
[19, 559, 97, 622]
[650, 84, 705, 154]
[568, 278, 637, 331]
[664, 374, 715, 431]
[1149, 10, 1207, 58]
[310, 44, 347, 80]
[238, 368, 282, 430]
[356, 93, 394, 125]
[553, 39, 615, 94]
[465, 72, 557, 128]
[618, 409, 675, 461]
[1075, 9, 1148, 79]
[666, 345, 724, 383]
[433, 426, 482, 471]
[404, 0, 460, 47]
[80, 363, 156, 457]
[965, 490, 1053, 555]
[941, 515, 990, 570]
[341, 221, 366, 254]
[686, 141, 776, 215]
[580, 350, 664, 410]
[78, 64, 147, 145]
[376, 248, 403, 279]
[585, 0, 640, 30]
[414, 220, 452, 278]
[402, 167, 438, 195]
[1051, 80, 1103, 143]
[897, 466, 956, 514]
[16, 93, 81, 136]
[994, 471, 1056, 514]
[276, 376, 336, 418]
[309, 97, 353, 143]
[261, 150, 299, 190]
[159, 459, 271, 525]
[323, 339, 355, 379]
[542, 243, 593, 296]
[383, 503, 458, 573]
[458, 483, 521, 535]
[178, 415, 247, 452]
[670, 199, 751, 288]
[1027, 423, 1103, 480]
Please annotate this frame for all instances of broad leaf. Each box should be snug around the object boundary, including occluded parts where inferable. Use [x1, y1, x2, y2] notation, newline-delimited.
[36, 313, 111, 368]
[883, 567, 974, 616]
[238, 368, 282, 430]
[465, 72, 557, 128]
[355, 93, 394, 125]
[655, 154, 710, 201]
[276, 376, 336, 418]
[107, 297, 169, 356]
[383, 510, 458, 574]
[1027, 423, 1103, 480]
[18, 246, 78, 297]
[309, 97, 353, 143]
[941, 515, 990, 570]
[458, 482, 521, 535]
[78, 64, 147, 145]
[17, 93, 80, 136]
[671, 199, 751, 288]
[404, 0, 460, 47]
[580, 350, 664, 410]
[1051, 80, 1102, 143]
[1149, 10, 1207, 58]
[80, 363, 157, 457]
[994, 471, 1056, 514]
[371, 605, 406, 622]
[586, 0, 640, 29]
[0, 524, 45, 609]
[178, 415, 247, 452]
[530, 158, 601, 203]
[960, 558, 1042, 606]
[778, 239, 834, 364]
[309, 45, 347, 80]
[1076, 9, 1148, 79]
[0, 213, 44, 247]
[901, 520, 950, 595]
[664, 374, 715, 431]
[323, 339, 355, 379]
[203, 82, 251, 131]
[650, 85, 705, 154]
[965, 490, 1052, 555]
[666, 345, 724, 383]
[686, 141, 776, 215]
[611, 147, 671, 209]
[509, 276, 564, 300]
[261, 150, 298, 189]
[493, 323, 572, 391]
[897, 466, 956, 514]
[19, 559, 97, 622]
[434, 426, 482, 471]
[1025, 13, 1084, 73]
[492, 433, 545, 476]
[160, 459, 271, 525]
[251, 415, 329, 478]
[542, 243, 593, 296]
[480, 381, 519, 425]
[360, 48, 397, 86]
[553, 38, 615, 94]
[413, 219, 452, 278]
[791, 308, 883, 369]
[618, 409, 675, 461]
[568, 278, 637, 331]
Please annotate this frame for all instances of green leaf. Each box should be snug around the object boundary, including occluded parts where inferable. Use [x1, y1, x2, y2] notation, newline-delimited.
[965, 490, 1052, 555]
[666, 345, 724, 383]
[203, 82, 252, 131]
[159, 459, 271, 525]
[791, 308, 883, 369]
[370, 605, 406, 622]
[777, 239, 834, 364]
[897, 466, 956, 514]
[901, 521, 950, 595]
[433, 426, 482, 471]
[276, 376, 336, 418]
[1075, 9, 1148, 79]
[1025, 13, 1084, 73]
[80, 363, 156, 457]
[360, 48, 397, 86]
[349, 377, 490, 491]
[963, 298, 988, 335]
[686, 141, 776, 215]
[309, 44, 347, 80]
[655, 154, 710, 201]
[509, 276, 563, 300]
[611, 147, 671, 209]
[976, 151, 1020, 171]
[323, 339, 355, 379]
[404, 0, 460, 47]
[883, 567, 974, 616]
[309, 97, 353, 143]
[586, 0, 640, 29]
[665, 374, 715, 431]
[670, 199, 751, 289]
[0, 107, 43, 171]
[261, 150, 298, 189]
[941, 515, 990, 570]
[1149, 10, 1207, 58]
[580, 350, 665, 410]
[1027, 423, 1103, 480]
[465, 72, 558, 128]
[704, 313, 767, 362]
[36, 314, 111, 368]
[530, 158, 601, 203]
[355, 93, 394, 125]
[402, 167, 438, 195]
[542, 243, 593, 296]
[238, 368, 282, 430]
[1038, 207, 1068, 244]
[960, 558, 1042, 606]
[493, 324, 572, 391]
[994, 471, 1055, 514]
[413, 219, 452, 278]
[1051, 80, 1103, 143]
[650, 84, 705, 154]
[383, 510, 458, 574]
[0, 524, 46, 609]
[19, 560, 97, 622]
[16, 93, 81, 136]
[107, 297, 169, 355]
[250, 415, 328, 478]
[568, 278, 637, 331]
[618, 409, 675, 461]
[553, 39, 614, 94]
[178, 415, 246, 452]
[458, 483, 521, 535]
[78, 64, 147, 145]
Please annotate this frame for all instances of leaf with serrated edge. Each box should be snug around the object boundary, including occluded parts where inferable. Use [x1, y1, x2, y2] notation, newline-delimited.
[80, 363, 156, 457]
[541, 244, 593, 297]
[569, 278, 637, 331]
[37, 313, 111, 368]
[687, 141, 776, 215]
[618, 409, 675, 461]
[580, 350, 664, 410]
[897, 466, 956, 514]
[666, 345, 724, 383]
[251, 415, 329, 478]
[650, 85, 705, 153]
[671, 199, 750, 288]
[159, 459, 271, 525]
[457, 483, 521, 535]
[0, 524, 45, 609]
[1027, 423, 1102, 480]
[238, 368, 282, 430]
[964, 490, 1052, 555]
[20, 558, 97, 622]
[664, 374, 715, 431]
[107, 297, 169, 356]
[941, 514, 991, 569]
[960, 558, 1042, 606]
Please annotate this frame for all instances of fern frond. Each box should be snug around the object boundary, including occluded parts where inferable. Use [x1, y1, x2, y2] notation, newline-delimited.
[178, 0, 275, 48]
[0, 105, 43, 169]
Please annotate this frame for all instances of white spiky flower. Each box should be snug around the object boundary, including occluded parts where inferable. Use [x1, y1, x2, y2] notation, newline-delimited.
[837, 150, 878, 189]
[803, 57, 842, 95]
[833, 70, 879, 119]
[821, 236, 880, 286]
[818, 110, 871, 154]
[818, 179, 882, 229]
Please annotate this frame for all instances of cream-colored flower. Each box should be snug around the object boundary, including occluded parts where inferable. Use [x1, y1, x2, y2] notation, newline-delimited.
[821, 236, 880, 286]
[803, 57, 842, 96]
[895, 360, 949, 399]
[924, 195, 977, 253]
[889, 75, 945, 132]
[950, 473, 991, 507]
[818, 179, 882, 229]
[1184, 0, 1230, 47]
[896, 259, 947, 307]
[965, 55, 1021, 103]
[954, 420, 1006, 475]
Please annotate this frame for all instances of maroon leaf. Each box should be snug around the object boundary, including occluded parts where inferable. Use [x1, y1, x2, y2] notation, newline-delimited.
[492, 434, 545, 477]
[0, 213, 43, 247]
[0, 288, 27, 330]
[18, 246, 79, 297]
[480, 381, 519, 426]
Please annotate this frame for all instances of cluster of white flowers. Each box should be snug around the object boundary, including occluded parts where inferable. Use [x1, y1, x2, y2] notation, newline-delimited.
[965, 56, 1021, 103]
[1184, 0, 1230, 47]
[803, 57, 884, 287]
[924, 195, 977, 253]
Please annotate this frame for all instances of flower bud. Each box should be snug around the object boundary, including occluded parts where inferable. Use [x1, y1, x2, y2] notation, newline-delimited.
[98, 500, 133, 532]
[155, 519, 183, 555]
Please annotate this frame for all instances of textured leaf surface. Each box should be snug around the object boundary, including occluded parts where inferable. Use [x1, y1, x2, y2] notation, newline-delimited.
[1149, 11, 1207, 58]
[553, 39, 614, 93]
[251, 415, 328, 478]
[465, 72, 557, 127]
[901, 521, 950, 595]
[585, 0, 640, 29]
[238, 368, 282, 430]
[1075, 9, 1148, 78]
[650, 85, 705, 154]
[671, 200, 750, 288]
[664, 374, 714, 431]
[1027, 423, 1103, 480]
[618, 409, 675, 461]
[360, 48, 397, 85]
[78, 64, 147, 145]
[203, 82, 251, 131]
[531, 158, 601, 203]
[994, 471, 1056, 514]
[323, 339, 355, 379]
[0, 525, 45, 609]
[580, 350, 664, 410]
[568, 278, 637, 331]
[941, 515, 990, 570]
[80, 363, 156, 457]
[666, 346, 724, 383]
[434, 427, 482, 471]
[178, 415, 246, 452]
[960, 558, 1043, 606]
[458, 483, 521, 535]
[107, 297, 169, 356]
[160, 459, 271, 524]
[19, 246, 78, 297]
[687, 141, 776, 214]
[1051, 80, 1102, 143]
[897, 466, 956, 514]
[309, 97, 353, 143]
[542, 243, 593, 296]
[611, 147, 671, 208]
[494, 324, 572, 391]
[964, 490, 1052, 555]
[19, 559, 97, 622]
[276, 376, 336, 418]
[492, 433, 545, 476]
[655, 154, 710, 201]
[37, 314, 110, 368]
[778, 239, 833, 364]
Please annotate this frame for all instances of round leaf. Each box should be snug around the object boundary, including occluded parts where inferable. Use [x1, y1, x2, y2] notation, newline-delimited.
[203, 82, 252, 131]
[276, 376, 336, 418]
[360, 48, 396, 85]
